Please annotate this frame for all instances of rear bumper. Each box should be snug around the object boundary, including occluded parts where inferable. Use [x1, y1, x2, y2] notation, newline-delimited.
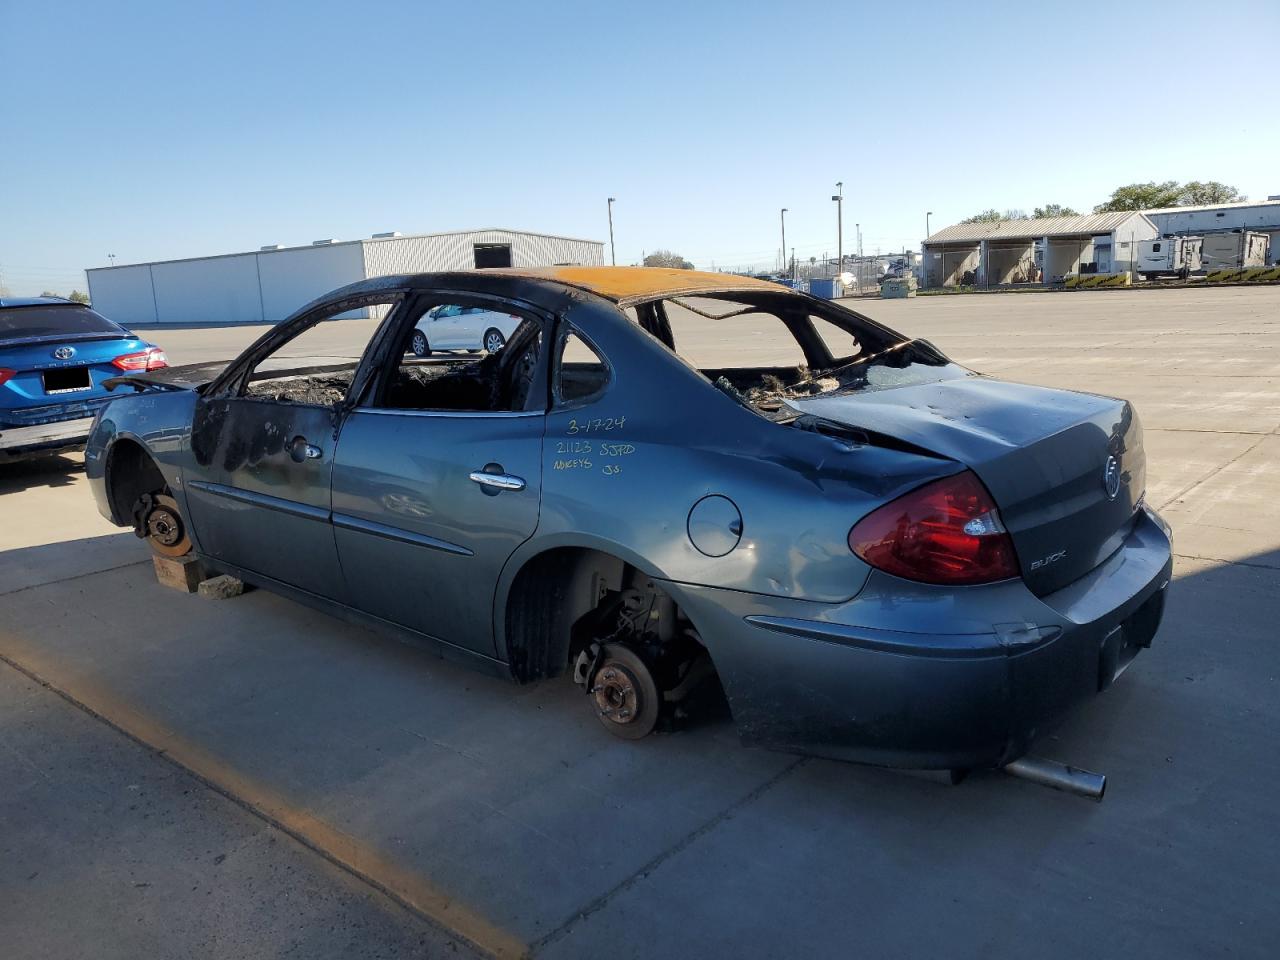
[0, 416, 95, 461]
[666, 506, 1173, 770]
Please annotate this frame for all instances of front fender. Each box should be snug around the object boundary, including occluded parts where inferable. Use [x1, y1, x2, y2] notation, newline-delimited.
[86, 390, 198, 533]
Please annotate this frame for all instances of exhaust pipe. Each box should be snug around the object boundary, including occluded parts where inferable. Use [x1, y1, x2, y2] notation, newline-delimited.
[1003, 756, 1106, 801]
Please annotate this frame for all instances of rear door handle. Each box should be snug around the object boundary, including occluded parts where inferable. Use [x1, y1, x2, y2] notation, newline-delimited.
[469, 470, 525, 491]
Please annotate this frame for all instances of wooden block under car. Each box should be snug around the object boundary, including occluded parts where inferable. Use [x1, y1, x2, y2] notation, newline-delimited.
[152, 553, 205, 593]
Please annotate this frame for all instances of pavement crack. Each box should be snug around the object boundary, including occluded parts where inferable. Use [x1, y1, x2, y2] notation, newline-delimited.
[530, 756, 808, 955]
[1174, 553, 1280, 573]
[1156, 433, 1271, 512]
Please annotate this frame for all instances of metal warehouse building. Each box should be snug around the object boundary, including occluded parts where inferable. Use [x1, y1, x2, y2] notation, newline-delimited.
[85, 228, 605, 326]
[1144, 198, 1280, 263]
[921, 212, 1157, 288]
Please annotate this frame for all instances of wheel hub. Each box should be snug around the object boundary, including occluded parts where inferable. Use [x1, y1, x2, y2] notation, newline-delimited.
[145, 494, 191, 557]
[147, 510, 181, 546]
[592, 664, 640, 724]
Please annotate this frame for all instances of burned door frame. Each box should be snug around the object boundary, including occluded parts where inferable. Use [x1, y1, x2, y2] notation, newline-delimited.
[183, 289, 411, 600]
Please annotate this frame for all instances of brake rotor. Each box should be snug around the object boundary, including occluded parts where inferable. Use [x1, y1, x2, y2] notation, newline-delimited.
[145, 493, 192, 558]
[590, 643, 660, 740]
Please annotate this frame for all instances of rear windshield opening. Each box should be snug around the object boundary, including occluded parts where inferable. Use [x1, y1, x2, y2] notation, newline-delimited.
[625, 294, 954, 420]
[0, 305, 124, 341]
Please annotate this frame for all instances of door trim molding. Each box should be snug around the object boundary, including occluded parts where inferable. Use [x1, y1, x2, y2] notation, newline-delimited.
[187, 480, 331, 523]
[332, 512, 474, 557]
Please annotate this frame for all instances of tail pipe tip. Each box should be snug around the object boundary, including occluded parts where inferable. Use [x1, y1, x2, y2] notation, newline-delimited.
[1003, 755, 1107, 802]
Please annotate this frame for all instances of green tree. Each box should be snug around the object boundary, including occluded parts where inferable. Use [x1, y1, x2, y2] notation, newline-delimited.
[1180, 181, 1244, 205]
[643, 249, 694, 269]
[1094, 181, 1183, 212]
[69, 289, 90, 304]
[41, 290, 63, 298]
[960, 209, 1004, 224]
[960, 209, 1028, 224]
[1093, 180, 1245, 213]
[1032, 204, 1079, 218]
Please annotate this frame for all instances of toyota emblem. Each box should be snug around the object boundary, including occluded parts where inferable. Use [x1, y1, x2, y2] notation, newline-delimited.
[1102, 455, 1121, 500]
[52, 346, 76, 360]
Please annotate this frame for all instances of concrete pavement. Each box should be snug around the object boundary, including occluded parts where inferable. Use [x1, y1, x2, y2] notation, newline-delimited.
[2, 285, 1278, 958]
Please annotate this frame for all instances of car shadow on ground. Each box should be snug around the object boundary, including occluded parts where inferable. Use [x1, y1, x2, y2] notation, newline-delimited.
[0, 453, 85, 494]
[1, 517, 1276, 956]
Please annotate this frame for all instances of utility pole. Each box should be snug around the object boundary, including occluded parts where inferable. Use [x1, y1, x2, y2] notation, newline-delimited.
[780, 208, 788, 278]
[607, 198, 616, 266]
[790, 246, 796, 281]
[832, 182, 843, 279]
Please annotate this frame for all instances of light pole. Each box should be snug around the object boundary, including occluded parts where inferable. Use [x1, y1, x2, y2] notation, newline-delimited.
[831, 182, 843, 279]
[607, 198, 616, 266]
[926, 211, 932, 241]
[108, 253, 116, 267]
[779, 208, 788, 277]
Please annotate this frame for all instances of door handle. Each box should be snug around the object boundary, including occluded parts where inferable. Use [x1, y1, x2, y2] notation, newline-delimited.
[289, 436, 323, 463]
[469, 470, 525, 492]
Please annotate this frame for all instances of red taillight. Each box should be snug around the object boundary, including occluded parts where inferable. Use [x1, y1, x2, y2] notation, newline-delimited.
[111, 347, 168, 372]
[848, 470, 1020, 585]
[0, 368, 14, 386]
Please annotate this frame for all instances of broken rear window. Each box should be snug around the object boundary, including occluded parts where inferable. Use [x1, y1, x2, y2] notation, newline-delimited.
[625, 293, 958, 420]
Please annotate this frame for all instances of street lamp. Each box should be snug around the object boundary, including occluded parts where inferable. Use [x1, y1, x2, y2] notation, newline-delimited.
[831, 182, 843, 278]
[108, 253, 116, 267]
[780, 208, 788, 277]
[607, 198, 616, 266]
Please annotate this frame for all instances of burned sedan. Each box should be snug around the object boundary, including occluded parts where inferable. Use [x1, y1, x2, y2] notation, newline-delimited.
[85, 267, 1171, 775]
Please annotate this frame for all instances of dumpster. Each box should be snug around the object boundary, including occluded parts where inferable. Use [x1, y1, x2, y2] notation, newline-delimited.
[880, 276, 917, 298]
[808, 278, 845, 300]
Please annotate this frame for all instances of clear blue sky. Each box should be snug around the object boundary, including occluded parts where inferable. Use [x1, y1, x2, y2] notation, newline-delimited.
[2, 0, 1277, 294]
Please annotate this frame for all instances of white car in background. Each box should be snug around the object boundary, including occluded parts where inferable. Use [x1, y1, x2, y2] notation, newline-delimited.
[410, 304, 522, 356]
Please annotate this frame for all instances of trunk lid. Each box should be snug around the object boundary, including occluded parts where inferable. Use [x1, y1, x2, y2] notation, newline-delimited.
[0, 335, 144, 414]
[788, 372, 1145, 596]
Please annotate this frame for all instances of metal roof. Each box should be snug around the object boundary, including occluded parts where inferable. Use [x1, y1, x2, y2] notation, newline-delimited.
[490, 266, 792, 305]
[84, 227, 604, 272]
[1143, 199, 1280, 215]
[926, 212, 1153, 245]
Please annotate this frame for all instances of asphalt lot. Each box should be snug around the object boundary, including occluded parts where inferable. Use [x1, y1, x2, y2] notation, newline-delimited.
[2, 286, 1277, 958]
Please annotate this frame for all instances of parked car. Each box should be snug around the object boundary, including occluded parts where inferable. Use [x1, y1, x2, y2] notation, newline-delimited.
[85, 267, 1171, 775]
[411, 303, 522, 355]
[1, 296, 167, 462]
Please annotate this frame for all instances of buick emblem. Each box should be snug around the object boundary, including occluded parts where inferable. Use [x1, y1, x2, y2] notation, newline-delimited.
[1102, 455, 1121, 500]
[52, 346, 75, 360]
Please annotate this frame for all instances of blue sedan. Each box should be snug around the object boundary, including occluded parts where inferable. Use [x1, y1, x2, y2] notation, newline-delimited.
[0, 297, 167, 462]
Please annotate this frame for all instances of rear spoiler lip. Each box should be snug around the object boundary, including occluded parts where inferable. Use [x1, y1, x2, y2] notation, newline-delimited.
[1, 331, 133, 349]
